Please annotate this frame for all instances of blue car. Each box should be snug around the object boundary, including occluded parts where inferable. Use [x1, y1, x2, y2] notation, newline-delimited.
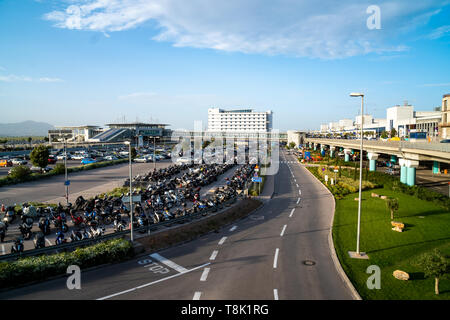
[81, 158, 97, 165]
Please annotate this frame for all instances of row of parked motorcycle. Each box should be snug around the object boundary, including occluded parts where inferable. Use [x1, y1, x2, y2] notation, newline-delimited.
[1, 161, 256, 254]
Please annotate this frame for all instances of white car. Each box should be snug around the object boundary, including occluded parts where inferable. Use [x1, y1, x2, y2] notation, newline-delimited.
[11, 158, 27, 165]
[57, 154, 71, 160]
[176, 157, 192, 164]
[134, 156, 151, 163]
[71, 154, 85, 160]
[104, 155, 118, 161]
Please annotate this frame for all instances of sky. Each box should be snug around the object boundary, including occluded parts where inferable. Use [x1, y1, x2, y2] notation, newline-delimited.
[1, 0, 450, 131]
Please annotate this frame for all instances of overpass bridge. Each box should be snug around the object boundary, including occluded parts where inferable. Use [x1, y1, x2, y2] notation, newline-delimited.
[305, 138, 450, 187]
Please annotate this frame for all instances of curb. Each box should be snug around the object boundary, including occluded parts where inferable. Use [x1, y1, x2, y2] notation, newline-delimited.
[299, 161, 362, 301]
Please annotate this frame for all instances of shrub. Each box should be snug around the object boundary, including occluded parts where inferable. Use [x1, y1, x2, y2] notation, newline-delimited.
[8, 165, 31, 181]
[52, 163, 66, 175]
[0, 238, 134, 288]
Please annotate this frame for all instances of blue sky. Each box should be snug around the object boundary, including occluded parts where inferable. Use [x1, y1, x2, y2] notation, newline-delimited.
[1, 0, 450, 131]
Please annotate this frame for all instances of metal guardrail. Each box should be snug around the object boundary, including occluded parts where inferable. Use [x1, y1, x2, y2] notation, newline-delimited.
[0, 196, 239, 262]
[306, 138, 450, 153]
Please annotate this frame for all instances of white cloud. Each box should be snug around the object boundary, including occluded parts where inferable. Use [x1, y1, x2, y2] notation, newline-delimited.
[0, 74, 33, 82]
[38, 77, 64, 83]
[118, 92, 157, 99]
[0, 74, 63, 83]
[43, 0, 449, 59]
[420, 82, 450, 87]
[427, 25, 450, 39]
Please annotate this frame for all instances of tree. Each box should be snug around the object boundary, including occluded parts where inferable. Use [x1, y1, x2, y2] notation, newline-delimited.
[30, 144, 50, 169]
[390, 128, 397, 138]
[130, 147, 137, 160]
[27, 137, 32, 148]
[386, 197, 399, 220]
[380, 131, 388, 139]
[288, 142, 296, 149]
[416, 249, 450, 295]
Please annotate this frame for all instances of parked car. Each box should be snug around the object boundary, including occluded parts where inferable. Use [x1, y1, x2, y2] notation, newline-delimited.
[0, 159, 12, 167]
[134, 156, 152, 163]
[30, 166, 52, 173]
[104, 155, 118, 161]
[440, 139, 450, 143]
[57, 153, 72, 160]
[11, 158, 27, 165]
[81, 158, 97, 165]
[47, 155, 57, 164]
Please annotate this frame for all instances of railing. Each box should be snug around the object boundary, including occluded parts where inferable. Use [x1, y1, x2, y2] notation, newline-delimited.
[306, 138, 450, 153]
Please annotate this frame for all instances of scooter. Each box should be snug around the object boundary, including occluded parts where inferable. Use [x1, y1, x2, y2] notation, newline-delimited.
[11, 238, 24, 253]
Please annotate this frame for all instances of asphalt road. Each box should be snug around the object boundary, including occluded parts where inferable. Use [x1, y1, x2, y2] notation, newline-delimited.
[0, 160, 174, 207]
[0, 150, 354, 300]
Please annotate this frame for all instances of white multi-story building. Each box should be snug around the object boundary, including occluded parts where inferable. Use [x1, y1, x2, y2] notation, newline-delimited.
[207, 108, 273, 132]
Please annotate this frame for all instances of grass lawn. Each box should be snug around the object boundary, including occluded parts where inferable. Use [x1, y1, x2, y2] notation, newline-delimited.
[333, 186, 450, 300]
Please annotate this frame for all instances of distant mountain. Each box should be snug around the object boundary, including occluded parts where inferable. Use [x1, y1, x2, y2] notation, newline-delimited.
[0, 121, 54, 137]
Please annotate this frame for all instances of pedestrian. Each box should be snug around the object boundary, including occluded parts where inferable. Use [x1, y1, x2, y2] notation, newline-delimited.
[0, 204, 5, 214]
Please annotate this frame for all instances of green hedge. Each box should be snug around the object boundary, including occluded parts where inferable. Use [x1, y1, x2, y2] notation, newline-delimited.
[0, 238, 134, 288]
[0, 159, 128, 188]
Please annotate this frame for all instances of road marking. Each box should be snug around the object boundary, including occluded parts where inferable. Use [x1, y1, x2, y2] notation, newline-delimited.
[200, 267, 210, 281]
[296, 198, 301, 205]
[150, 253, 188, 273]
[1, 245, 5, 255]
[229, 225, 237, 232]
[218, 236, 227, 245]
[273, 289, 279, 300]
[273, 248, 279, 269]
[209, 250, 219, 261]
[280, 225, 287, 237]
[299, 189, 302, 195]
[289, 208, 295, 218]
[97, 262, 211, 300]
[193, 292, 202, 300]
[45, 238, 52, 246]
[296, 183, 299, 188]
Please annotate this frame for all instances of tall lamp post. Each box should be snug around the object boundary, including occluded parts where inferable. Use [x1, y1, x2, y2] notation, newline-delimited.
[348, 92, 368, 259]
[58, 134, 70, 205]
[124, 140, 134, 242]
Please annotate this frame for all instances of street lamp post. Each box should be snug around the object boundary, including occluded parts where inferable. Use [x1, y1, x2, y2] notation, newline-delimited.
[64, 138, 68, 205]
[125, 141, 134, 242]
[349, 92, 368, 259]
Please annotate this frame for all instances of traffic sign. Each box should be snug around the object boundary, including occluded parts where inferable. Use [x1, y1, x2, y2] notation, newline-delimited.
[64, 180, 70, 186]
[122, 195, 142, 203]
[252, 177, 262, 183]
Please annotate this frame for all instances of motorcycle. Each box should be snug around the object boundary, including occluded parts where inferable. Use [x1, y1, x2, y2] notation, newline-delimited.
[2, 206, 16, 225]
[0, 222, 6, 242]
[33, 232, 46, 249]
[70, 230, 83, 242]
[11, 238, 24, 253]
[38, 217, 51, 235]
[19, 217, 34, 240]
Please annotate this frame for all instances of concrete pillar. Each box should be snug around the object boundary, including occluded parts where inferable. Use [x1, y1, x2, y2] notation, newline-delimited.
[433, 161, 440, 174]
[399, 158, 407, 184]
[344, 149, 351, 162]
[314, 143, 317, 151]
[405, 160, 419, 186]
[330, 146, 335, 158]
[367, 153, 379, 172]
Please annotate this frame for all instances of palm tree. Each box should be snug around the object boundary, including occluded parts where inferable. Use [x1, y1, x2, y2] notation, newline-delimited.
[386, 198, 399, 220]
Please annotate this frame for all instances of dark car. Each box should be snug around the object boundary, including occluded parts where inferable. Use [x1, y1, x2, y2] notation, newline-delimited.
[48, 155, 57, 164]
[440, 139, 450, 143]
